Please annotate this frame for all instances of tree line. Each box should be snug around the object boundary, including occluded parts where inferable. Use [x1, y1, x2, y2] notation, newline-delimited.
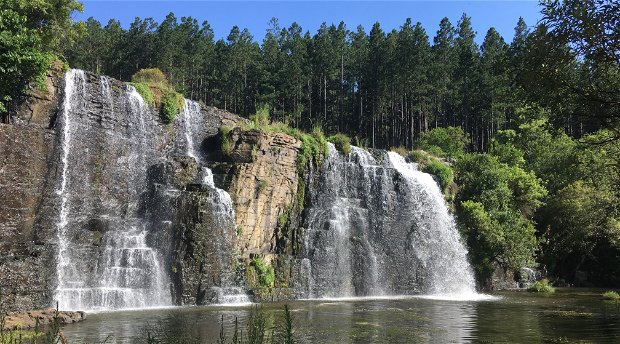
[65, 12, 552, 151]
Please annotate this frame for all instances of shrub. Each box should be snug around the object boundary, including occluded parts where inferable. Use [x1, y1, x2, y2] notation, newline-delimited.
[249, 104, 270, 128]
[408, 149, 430, 165]
[418, 126, 468, 158]
[328, 133, 352, 156]
[250, 258, 275, 288]
[161, 92, 183, 124]
[128, 82, 154, 106]
[131, 68, 167, 85]
[129, 68, 184, 124]
[528, 279, 556, 293]
[421, 158, 454, 194]
[602, 291, 620, 301]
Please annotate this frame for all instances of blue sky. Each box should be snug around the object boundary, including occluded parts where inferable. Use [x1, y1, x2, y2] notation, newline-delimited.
[75, 1, 542, 44]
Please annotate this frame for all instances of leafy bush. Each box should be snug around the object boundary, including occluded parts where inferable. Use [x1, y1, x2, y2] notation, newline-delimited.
[129, 68, 184, 124]
[248, 104, 270, 128]
[127, 81, 154, 106]
[408, 149, 430, 165]
[131, 68, 168, 85]
[528, 279, 556, 293]
[328, 133, 352, 156]
[602, 291, 620, 301]
[421, 158, 454, 194]
[250, 258, 275, 288]
[161, 92, 183, 124]
[418, 126, 468, 158]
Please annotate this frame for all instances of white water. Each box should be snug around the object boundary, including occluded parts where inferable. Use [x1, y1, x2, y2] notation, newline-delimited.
[181, 100, 250, 305]
[302, 144, 483, 300]
[54, 71, 171, 311]
[387, 152, 477, 298]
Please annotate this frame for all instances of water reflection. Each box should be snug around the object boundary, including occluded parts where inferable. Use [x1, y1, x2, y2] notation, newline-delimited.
[63, 290, 620, 343]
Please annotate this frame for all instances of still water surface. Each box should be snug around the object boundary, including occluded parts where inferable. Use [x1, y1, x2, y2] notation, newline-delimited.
[63, 289, 620, 343]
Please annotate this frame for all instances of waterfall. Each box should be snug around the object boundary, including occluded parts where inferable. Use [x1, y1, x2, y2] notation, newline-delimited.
[387, 152, 476, 296]
[301, 144, 478, 299]
[181, 100, 250, 305]
[54, 71, 171, 311]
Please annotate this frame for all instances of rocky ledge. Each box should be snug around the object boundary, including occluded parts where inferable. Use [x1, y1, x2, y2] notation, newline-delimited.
[2, 308, 85, 330]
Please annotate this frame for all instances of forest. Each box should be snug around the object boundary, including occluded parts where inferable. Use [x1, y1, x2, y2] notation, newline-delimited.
[1, 0, 619, 287]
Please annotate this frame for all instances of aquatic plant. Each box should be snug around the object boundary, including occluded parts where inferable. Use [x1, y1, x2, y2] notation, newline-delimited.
[528, 279, 556, 293]
[602, 291, 619, 301]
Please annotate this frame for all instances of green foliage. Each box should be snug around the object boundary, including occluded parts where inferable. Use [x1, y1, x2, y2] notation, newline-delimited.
[328, 133, 352, 156]
[418, 126, 468, 158]
[0, 0, 82, 115]
[602, 291, 620, 301]
[408, 149, 431, 165]
[131, 68, 168, 85]
[250, 258, 275, 288]
[456, 152, 546, 282]
[161, 91, 183, 124]
[129, 68, 184, 124]
[528, 279, 555, 293]
[421, 158, 453, 195]
[219, 126, 233, 155]
[248, 104, 270, 128]
[390, 146, 408, 157]
[128, 81, 155, 106]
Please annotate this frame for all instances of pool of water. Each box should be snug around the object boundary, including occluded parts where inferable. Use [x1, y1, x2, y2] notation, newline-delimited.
[62, 289, 620, 343]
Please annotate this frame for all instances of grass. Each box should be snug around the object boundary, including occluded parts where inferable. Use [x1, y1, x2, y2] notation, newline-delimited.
[328, 133, 352, 156]
[528, 279, 556, 293]
[226, 107, 328, 174]
[602, 291, 620, 301]
[128, 68, 184, 124]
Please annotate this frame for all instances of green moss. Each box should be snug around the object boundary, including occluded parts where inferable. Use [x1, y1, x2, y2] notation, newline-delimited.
[328, 133, 352, 156]
[277, 210, 289, 228]
[257, 180, 268, 193]
[528, 279, 556, 293]
[236, 225, 243, 236]
[603, 291, 620, 301]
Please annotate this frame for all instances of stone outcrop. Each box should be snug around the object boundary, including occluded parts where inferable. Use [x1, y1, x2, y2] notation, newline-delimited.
[212, 128, 301, 263]
[0, 64, 63, 312]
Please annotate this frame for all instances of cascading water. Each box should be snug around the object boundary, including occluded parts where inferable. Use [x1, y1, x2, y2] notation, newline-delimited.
[181, 100, 250, 305]
[387, 152, 476, 296]
[300, 144, 477, 299]
[54, 70, 171, 311]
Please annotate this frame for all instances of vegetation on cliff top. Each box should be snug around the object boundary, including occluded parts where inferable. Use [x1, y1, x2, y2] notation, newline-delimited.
[129, 68, 184, 124]
[0, 0, 83, 118]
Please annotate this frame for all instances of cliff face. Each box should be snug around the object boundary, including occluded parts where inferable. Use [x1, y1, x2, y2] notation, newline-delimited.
[0, 68, 248, 311]
[212, 128, 301, 262]
[0, 64, 63, 312]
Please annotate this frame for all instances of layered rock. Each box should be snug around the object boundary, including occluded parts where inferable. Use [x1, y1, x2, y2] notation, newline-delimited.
[212, 128, 301, 262]
[0, 64, 63, 312]
[0, 68, 246, 312]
